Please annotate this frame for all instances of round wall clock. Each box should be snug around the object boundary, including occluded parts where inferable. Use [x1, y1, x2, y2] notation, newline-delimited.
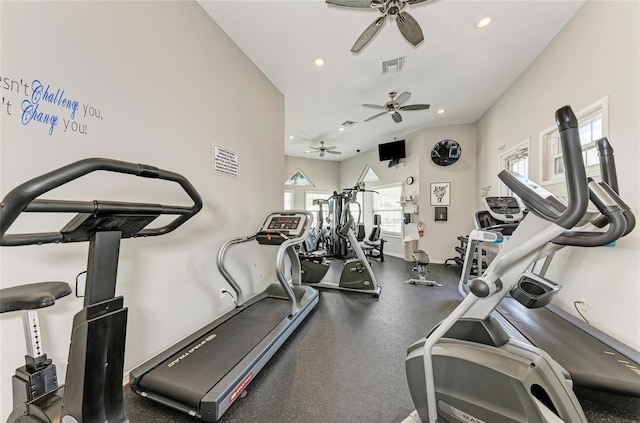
[431, 139, 461, 166]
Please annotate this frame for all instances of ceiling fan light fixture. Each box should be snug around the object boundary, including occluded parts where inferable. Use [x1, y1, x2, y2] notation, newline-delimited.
[437, 108, 446, 114]
[475, 14, 494, 29]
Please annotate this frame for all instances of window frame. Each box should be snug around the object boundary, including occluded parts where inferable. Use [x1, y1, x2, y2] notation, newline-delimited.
[284, 190, 294, 210]
[539, 97, 608, 186]
[371, 183, 403, 238]
[304, 190, 332, 228]
[498, 139, 530, 197]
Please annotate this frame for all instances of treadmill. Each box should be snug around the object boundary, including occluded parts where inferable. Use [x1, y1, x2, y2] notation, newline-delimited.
[459, 139, 640, 397]
[130, 211, 319, 421]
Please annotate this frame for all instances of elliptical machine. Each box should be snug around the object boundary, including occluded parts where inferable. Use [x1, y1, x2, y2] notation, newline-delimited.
[404, 106, 633, 422]
[300, 183, 381, 297]
[0, 158, 202, 423]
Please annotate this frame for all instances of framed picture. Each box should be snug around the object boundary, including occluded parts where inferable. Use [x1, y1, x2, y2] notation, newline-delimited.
[430, 182, 451, 206]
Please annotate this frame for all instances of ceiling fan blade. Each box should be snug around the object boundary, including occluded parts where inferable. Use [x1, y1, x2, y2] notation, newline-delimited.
[325, 145, 338, 150]
[308, 146, 321, 150]
[351, 16, 386, 53]
[392, 111, 403, 123]
[320, 151, 325, 157]
[406, 0, 430, 4]
[327, 150, 342, 154]
[305, 150, 320, 154]
[399, 104, 431, 111]
[362, 103, 386, 109]
[395, 91, 411, 106]
[326, 0, 374, 8]
[364, 111, 388, 122]
[397, 11, 424, 46]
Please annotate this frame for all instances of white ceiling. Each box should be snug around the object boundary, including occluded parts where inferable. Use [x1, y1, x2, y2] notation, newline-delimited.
[198, 0, 585, 161]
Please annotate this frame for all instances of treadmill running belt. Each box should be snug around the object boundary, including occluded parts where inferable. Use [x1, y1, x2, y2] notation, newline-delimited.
[497, 297, 640, 396]
[138, 298, 292, 408]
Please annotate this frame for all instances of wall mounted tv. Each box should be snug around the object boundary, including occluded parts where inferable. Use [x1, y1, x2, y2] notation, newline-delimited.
[378, 139, 406, 166]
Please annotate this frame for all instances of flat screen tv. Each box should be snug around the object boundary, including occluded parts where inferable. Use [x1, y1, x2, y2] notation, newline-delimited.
[378, 140, 406, 162]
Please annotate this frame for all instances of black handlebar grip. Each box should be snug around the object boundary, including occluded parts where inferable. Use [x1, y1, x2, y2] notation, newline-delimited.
[554, 106, 589, 229]
[596, 137, 619, 194]
[555, 104, 579, 132]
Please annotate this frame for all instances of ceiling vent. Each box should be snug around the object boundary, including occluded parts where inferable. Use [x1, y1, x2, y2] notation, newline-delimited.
[381, 56, 405, 74]
[342, 120, 356, 127]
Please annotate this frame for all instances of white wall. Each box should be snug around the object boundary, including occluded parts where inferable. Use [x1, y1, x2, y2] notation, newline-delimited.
[0, 2, 285, 419]
[415, 124, 478, 263]
[476, 1, 640, 350]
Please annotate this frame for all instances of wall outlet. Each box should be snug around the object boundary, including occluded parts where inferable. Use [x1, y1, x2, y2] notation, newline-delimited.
[578, 298, 587, 311]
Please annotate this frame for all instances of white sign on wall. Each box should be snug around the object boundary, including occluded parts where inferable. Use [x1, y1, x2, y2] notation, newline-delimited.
[212, 144, 239, 179]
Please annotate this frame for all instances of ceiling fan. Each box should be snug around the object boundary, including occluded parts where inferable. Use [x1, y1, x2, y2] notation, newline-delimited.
[305, 141, 342, 158]
[363, 91, 430, 123]
[326, 0, 429, 53]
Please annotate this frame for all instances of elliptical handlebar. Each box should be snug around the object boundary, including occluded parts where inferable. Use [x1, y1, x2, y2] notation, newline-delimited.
[1, 158, 203, 246]
[499, 105, 589, 230]
[552, 179, 629, 247]
[596, 137, 619, 193]
[551, 106, 590, 229]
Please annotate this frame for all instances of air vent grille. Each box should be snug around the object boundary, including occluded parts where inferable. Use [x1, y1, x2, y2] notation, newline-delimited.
[342, 121, 356, 127]
[381, 57, 405, 74]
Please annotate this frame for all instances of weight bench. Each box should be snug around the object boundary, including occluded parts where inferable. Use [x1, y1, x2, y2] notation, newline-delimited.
[406, 250, 441, 287]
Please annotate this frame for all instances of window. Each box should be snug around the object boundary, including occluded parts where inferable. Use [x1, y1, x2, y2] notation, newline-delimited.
[284, 190, 294, 210]
[499, 140, 529, 196]
[357, 164, 380, 183]
[305, 191, 332, 228]
[373, 184, 402, 236]
[285, 169, 315, 186]
[540, 97, 608, 185]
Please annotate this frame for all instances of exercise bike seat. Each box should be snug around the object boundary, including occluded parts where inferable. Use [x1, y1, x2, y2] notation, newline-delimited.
[0, 281, 72, 313]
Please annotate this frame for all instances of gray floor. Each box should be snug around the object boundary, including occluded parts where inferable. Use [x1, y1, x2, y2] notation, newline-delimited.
[124, 256, 640, 422]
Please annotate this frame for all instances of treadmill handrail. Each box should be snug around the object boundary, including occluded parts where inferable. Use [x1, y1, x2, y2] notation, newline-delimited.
[217, 211, 314, 313]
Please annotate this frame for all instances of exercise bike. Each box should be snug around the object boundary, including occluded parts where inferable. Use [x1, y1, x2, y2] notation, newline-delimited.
[0, 158, 202, 423]
[404, 105, 633, 422]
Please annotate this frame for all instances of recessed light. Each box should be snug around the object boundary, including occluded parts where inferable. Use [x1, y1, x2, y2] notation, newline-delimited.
[313, 57, 325, 67]
[288, 135, 295, 139]
[338, 127, 345, 132]
[476, 15, 494, 29]
[437, 108, 447, 114]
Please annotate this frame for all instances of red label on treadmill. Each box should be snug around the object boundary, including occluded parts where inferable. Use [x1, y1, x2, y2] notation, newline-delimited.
[230, 372, 253, 403]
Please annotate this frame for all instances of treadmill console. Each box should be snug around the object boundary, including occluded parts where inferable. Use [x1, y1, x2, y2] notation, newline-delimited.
[257, 212, 310, 245]
[484, 197, 524, 222]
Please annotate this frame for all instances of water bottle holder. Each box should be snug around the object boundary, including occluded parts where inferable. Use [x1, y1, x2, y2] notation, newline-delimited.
[510, 272, 561, 308]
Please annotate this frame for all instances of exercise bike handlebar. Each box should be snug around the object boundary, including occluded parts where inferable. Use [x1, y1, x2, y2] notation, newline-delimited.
[1, 158, 203, 246]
